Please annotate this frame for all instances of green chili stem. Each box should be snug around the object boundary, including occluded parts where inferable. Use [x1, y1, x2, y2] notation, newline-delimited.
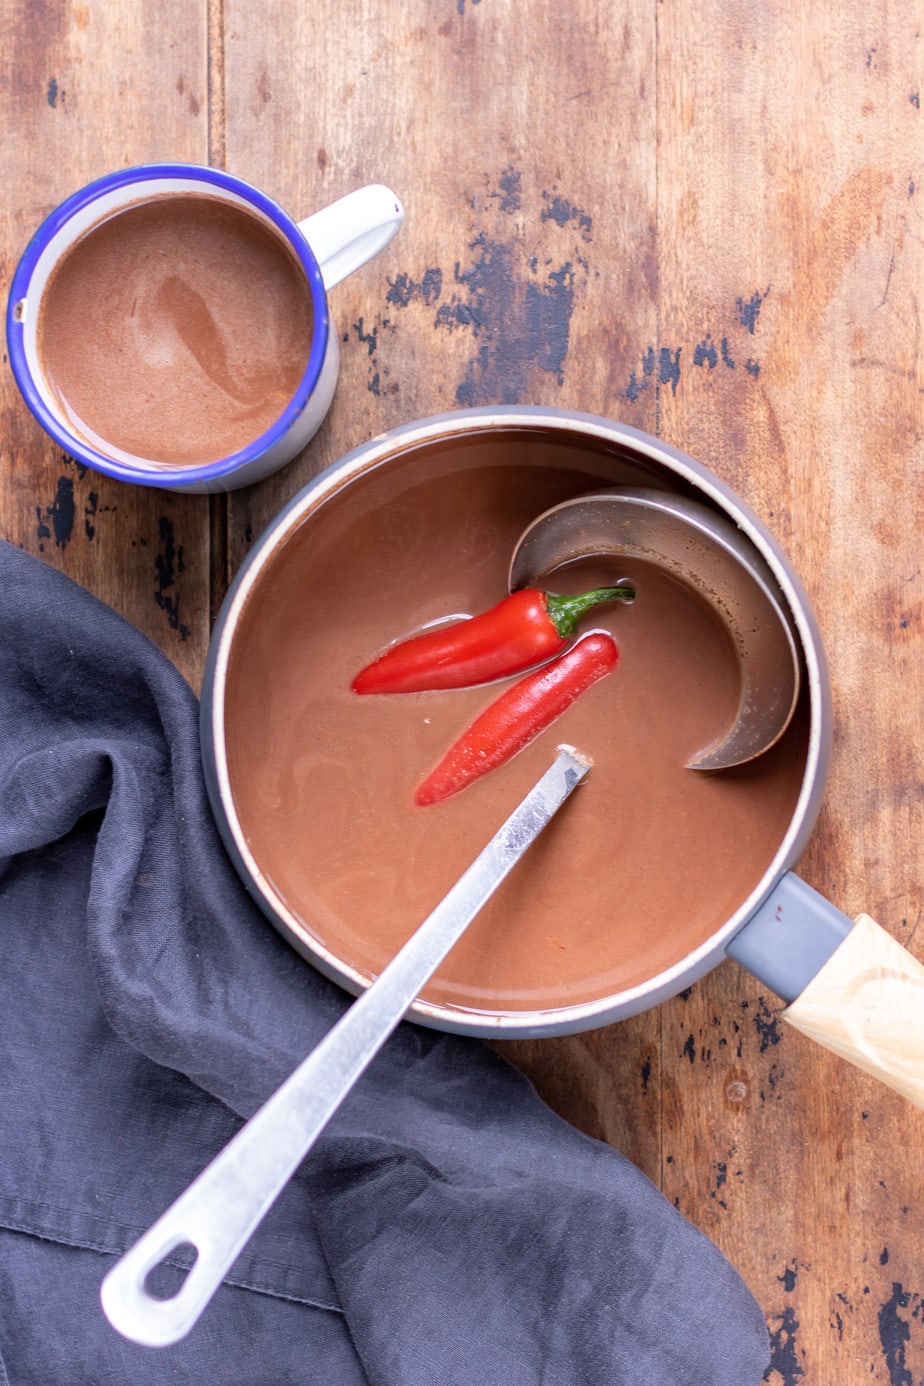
[544, 585, 635, 639]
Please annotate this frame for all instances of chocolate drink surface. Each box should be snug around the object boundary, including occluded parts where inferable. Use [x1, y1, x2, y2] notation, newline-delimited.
[225, 439, 808, 1016]
[38, 196, 314, 466]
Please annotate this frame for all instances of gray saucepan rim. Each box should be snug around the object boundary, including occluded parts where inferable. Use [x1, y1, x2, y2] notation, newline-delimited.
[200, 406, 832, 1038]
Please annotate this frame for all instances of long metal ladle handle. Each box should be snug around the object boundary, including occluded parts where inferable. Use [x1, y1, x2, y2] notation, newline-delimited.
[100, 746, 591, 1348]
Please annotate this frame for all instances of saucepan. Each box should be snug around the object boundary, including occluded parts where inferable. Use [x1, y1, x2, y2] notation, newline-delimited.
[196, 405, 923, 1104]
[102, 406, 924, 1348]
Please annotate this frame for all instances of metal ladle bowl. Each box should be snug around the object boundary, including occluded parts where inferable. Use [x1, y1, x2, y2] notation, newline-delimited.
[508, 486, 802, 770]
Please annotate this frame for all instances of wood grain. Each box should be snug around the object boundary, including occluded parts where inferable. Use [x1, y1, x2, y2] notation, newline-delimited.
[2, 1, 923, 1380]
[655, 3, 924, 1380]
[220, 0, 660, 569]
[784, 913, 924, 1109]
[0, 0, 213, 689]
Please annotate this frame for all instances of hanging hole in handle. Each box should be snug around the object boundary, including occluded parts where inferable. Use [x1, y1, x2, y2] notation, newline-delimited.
[143, 1241, 199, 1301]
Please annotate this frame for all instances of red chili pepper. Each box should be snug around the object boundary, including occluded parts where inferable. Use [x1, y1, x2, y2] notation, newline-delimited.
[414, 631, 618, 806]
[352, 585, 632, 694]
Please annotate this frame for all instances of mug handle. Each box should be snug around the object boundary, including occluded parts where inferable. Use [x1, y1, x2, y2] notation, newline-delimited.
[298, 184, 404, 292]
[727, 873, 924, 1108]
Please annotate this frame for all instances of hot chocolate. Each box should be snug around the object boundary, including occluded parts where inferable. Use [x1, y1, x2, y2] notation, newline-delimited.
[37, 195, 314, 466]
[224, 436, 808, 1017]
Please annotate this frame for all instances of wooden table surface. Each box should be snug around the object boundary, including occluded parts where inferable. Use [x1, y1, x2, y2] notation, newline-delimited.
[3, 2, 922, 1380]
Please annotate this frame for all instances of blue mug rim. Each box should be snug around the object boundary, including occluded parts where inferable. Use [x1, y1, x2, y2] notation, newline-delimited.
[5, 162, 331, 487]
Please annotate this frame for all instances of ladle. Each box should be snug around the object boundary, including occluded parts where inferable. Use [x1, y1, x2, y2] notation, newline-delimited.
[100, 746, 591, 1348]
[509, 487, 801, 770]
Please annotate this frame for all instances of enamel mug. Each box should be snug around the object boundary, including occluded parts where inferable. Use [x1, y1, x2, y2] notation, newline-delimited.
[6, 163, 404, 492]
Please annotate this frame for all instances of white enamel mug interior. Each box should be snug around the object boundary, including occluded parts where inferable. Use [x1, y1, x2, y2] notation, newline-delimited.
[201, 407, 832, 1038]
[6, 164, 403, 493]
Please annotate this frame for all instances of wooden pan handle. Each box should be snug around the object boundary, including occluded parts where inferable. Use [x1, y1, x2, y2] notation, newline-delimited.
[782, 913, 924, 1109]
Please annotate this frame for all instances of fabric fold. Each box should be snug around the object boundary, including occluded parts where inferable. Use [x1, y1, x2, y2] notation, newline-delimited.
[0, 539, 769, 1384]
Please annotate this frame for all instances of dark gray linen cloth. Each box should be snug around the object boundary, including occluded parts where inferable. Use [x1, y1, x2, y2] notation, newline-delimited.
[0, 537, 770, 1385]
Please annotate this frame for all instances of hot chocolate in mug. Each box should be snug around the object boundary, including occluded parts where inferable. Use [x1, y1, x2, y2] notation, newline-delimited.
[6, 163, 404, 492]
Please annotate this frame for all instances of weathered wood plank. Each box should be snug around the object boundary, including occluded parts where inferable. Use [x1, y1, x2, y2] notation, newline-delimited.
[221, 0, 664, 1194]
[0, 0, 212, 689]
[656, 2, 924, 1379]
[220, 0, 660, 566]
